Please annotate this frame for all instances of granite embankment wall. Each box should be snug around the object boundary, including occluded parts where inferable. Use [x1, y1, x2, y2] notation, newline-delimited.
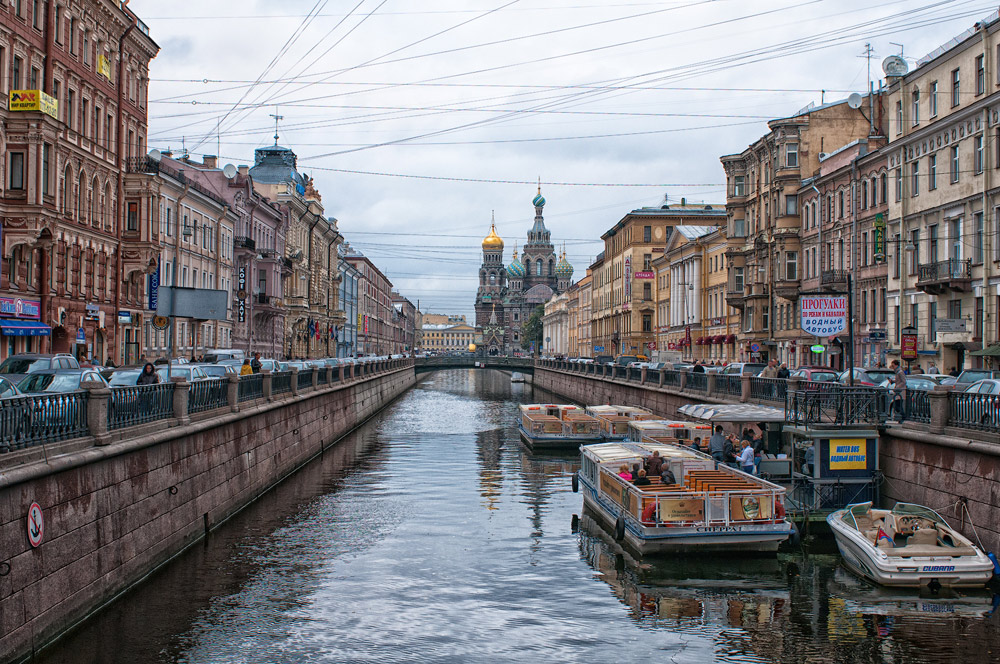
[0, 365, 415, 663]
[535, 366, 1000, 554]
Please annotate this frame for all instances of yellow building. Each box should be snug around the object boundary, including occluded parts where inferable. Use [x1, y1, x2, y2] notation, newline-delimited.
[421, 322, 476, 352]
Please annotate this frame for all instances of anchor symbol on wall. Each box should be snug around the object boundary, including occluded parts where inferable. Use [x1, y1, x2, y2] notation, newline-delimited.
[29, 516, 41, 539]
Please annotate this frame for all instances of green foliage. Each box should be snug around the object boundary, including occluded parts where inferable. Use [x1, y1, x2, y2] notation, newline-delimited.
[520, 305, 544, 351]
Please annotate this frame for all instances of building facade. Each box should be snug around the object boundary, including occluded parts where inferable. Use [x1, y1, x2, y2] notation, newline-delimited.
[541, 290, 570, 357]
[391, 292, 415, 354]
[344, 246, 393, 355]
[337, 253, 359, 357]
[421, 321, 476, 353]
[0, 0, 158, 364]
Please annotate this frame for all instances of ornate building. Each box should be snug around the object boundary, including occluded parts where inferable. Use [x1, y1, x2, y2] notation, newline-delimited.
[474, 188, 572, 355]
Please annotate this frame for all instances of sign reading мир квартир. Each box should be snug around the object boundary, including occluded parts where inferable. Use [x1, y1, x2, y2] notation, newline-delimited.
[800, 296, 847, 337]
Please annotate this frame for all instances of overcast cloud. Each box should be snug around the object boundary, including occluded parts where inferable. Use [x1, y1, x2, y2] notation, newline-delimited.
[131, 0, 995, 319]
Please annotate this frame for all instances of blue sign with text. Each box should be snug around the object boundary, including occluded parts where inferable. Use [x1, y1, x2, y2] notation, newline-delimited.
[594, 345, 605, 352]
[148, 267, 160, 311]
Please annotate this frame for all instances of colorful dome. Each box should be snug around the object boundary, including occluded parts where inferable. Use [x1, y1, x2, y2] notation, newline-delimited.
[508, 247, 526, 278]
[482, 221, 504, 251]
[532, 192, 546, 208]
[555, 251, 574, 279]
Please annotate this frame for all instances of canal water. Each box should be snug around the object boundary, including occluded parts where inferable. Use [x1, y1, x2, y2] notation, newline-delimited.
[37, 370, 1000, 663]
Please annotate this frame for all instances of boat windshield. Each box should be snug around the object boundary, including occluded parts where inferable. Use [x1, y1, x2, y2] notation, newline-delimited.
[844, 502, 873, 529]
[891, 503, 947, 525]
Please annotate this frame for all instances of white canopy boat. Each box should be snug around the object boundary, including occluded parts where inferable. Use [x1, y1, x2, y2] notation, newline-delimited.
[827, 502, 995, 589]
[585, 405, 656, 440]
[518, 404, 603, 450]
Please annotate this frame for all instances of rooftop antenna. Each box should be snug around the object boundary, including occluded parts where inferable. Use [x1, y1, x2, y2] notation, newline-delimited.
[269, 106, 283, 146]
[537, 175, 541, 195]
[859, 42, 876, 135]
[889, 42, 904, 57]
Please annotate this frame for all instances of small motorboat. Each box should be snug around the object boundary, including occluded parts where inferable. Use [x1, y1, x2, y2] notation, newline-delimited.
[510, 372, 525, 383]
[518, 404, 603, 450]
[828, 502, 996, 589]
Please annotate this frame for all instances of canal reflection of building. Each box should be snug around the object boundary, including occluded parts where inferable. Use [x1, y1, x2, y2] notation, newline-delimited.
[475, 427, 504, 512]
[577, 511, 1000, 662]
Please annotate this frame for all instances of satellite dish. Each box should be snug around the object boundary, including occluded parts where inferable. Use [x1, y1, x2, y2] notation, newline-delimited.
[148, 149, 162, 162]
[882, 55, 908, 77]
[847, 93, 863, 109]
[223, 163, 238, 179]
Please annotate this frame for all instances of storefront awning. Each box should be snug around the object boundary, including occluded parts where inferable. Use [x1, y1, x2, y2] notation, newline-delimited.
[0, 320, 52, 336]
[970, 344, 1000, 357]
[725, 334, 737, 343]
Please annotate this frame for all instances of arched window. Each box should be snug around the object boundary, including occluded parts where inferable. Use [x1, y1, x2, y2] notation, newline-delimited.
[549, 259, 554, 276]
[536, 259, 542, 276]
[76, 172, 86, 220]
[90, 176, 99, 224]
[61, 165, 72, 213]
[103, 182, 111, 228]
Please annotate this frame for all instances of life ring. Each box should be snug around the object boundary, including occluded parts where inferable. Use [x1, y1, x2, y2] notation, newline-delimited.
[614, 514, 626, 541]
[571, 473, 579, 493]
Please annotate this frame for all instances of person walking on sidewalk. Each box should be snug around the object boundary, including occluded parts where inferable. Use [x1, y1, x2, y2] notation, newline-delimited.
[891, 359, 907, 423]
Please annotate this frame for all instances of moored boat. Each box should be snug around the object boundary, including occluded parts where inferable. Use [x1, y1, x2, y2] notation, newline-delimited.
[518, 404, 603, 450]
[827, 502, 995, 589]
[585, 405, 656, 440]
[576, 440, 794, 554]
[510, 371, 525, 383]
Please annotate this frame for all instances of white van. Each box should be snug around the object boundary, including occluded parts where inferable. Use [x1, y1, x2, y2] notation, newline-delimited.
[203, 349, 246, 363]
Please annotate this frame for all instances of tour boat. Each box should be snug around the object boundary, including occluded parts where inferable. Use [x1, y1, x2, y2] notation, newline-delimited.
[827, 502, 996, 588]
[518, 404, 603, 450]
[625, 420, 715, 450]
[510, 372, 525, 383]
[585, 405, 656, 440]
[576, 441, 794, 554]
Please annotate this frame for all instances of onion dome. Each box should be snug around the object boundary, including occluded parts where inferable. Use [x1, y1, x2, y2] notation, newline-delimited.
[532, 186, 546, 208]
[555, 250, 574, 279]
[482, 219, 504, 251]
[508, 245, 526, 278]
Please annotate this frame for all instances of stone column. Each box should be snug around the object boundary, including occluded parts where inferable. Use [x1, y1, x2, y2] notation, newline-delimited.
[679, 370, 687, 391]
[348, 363, 354, 380]
[338, 365, 346, 382]
[641, 367, 648, 384]
[658, 370, 665, 388]
[928, 387, 950, 434]
[740, 374, 751, 403]
[311, 367, 319, 390]
[262, 369, 272, 401]
[82, 381, 110, 446]
[227, 374, 239, 412]
[706, 372, 717, 398]
[171, 377, 191, 425]
[290, 367, 299, 397]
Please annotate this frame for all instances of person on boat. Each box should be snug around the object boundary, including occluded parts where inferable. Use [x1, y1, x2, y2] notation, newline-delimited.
[738, 440, 755, 475]
[803, 444, 815, 476]
[631, 462, 642, 480]
[660, 466, 676, 485]
[690, 436, 702, 452]
[633, 469, 651, 486]
[645, 450, 664, 476]
[617, 464, 632, 481]
[708, 425, 726, 463]
[724, 435, 739, 469]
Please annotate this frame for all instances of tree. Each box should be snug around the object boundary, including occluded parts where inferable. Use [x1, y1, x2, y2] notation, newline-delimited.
[520, 305, 544, 352]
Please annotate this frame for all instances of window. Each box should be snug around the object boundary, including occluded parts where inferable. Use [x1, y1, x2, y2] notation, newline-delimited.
[951, 146, 960, 183]
[909, 229, 920, 274]
[911, 302, 919, 331]
[12, 56, 21, 89]
[42, 143, 50, 196]
[862, 290, 868, 324]
[643, 254, 651, 270]
[762, 306, 769, 330]
[929, 154, 937, 190]
[642, 283, 651, 301]
[29, 66, 38, 90]
[126, 202, 138, 231]
[733, 175, 745, 196]
[69, 17, 76, 55]
[8, 152, 24, 190]
[929, 302, 937, 341]
[786, 143, 798, 168]
[862, 232, 869, 266]
[733, 267, 744, 292]
[975, 135, 984, 173]
[536, 259, 542, 276]
[838, 190, 844, 218]
[14, 0, 21, 16]
[785, 251, 798, 281]
[82, 30, 90, 66]
[880, 172, 888, 203]
[929, 224, 938, 262]
[67, 89, 74, 129]
[911, 160, 919, 196]
[785, 194, 797, 215]
[974, 211, 984, 264]
[643, 226, 651, 243]
[952, 68, 960, 107]
[54, 5, 61, 43]
[911, 89, 919, 125]
[895, 100, 902, 134]
[976, 54, 985, 95]
[862, 180, 868, 208]
[895, 168, 902, 202]
[930, 81, 938, 116]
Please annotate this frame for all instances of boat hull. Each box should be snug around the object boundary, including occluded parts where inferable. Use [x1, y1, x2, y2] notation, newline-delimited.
[579, 473, 792, 554]
[518, 424, 603, 450]
[827, 511, 995, 588]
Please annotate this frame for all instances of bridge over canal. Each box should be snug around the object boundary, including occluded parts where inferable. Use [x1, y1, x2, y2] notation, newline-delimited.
[414, 356, 534, 374]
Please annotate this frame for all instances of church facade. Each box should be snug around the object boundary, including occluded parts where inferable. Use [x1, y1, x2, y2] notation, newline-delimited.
[474, 189, 573, 355]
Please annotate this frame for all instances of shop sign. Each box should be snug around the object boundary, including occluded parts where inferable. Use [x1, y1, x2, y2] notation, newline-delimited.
[85, 303, 100, 321]
[594, 345, 605, 352]
[117, 311, 133, 324]
[935, 318, 967, 333]
[801, 296, 847, 337]
[97, 54, 112, 80]
[873, 213, 886, 261]
[633, 271, 655, 279]
[667, 342, 676, 350]
[0, 297, 40, 320]
[9, 90, 59, 119]
[810, 344, 825, 353]
[867, 328, 887, 341]
[710, 317, 723, 326]
[237, 299, 246, 323]
[75, 328, 86, 345]
[829, 438, 868, 470]
[148, 267, 159, 311]
[624, 257, 632, 298]
[901, 326, 918, 361]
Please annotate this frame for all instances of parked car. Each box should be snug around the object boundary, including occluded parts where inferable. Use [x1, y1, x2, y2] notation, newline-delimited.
[0, 353, 80, 384]
[594, 355, 614, 366]
[156, 366, 210, 382]
[202, 349, 245, 363]
[108, 368, 144, 387]
[963, 379, 1000, 394]
[953, 370, 1000, 388]
[17, 369, 107, 393]
[0, 376, 22, 398]
[876, 376, 939, 391]
[790, 367, 840, 382]
[923, 374, 957, 388]
[198, 364, 239, 378]
[837, 367, 895, 386]
[615, 355, 639, 367]
[721, 362, 766, 376]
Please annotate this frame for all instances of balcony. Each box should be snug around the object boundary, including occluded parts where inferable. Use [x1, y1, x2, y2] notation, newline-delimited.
[820, 269, 848, 291]
[725, 287, 745, 309]
[234, 236, 256, 251]
[916, 259, 973, 294]
[773, 278, 800, 300]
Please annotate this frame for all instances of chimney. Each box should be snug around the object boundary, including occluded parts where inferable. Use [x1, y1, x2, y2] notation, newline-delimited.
[238, 165, 249, 177]
[681, 197, 686, 206]
[162, 150, 173, 158]
[203, 155, 217, 168]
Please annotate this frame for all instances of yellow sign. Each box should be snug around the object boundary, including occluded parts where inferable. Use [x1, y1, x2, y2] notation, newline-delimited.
[97, 54, 112, 80]
[729, 495, 773, 520]
[830, 438, 867, 470]
[9, 90, 59, 119]
[657, 497, 705, 522]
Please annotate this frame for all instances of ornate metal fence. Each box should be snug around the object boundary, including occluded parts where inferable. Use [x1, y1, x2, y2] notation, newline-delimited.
[297, 369, 314, 390]
[189, 378, 229, 414]
[238, 374, 264, 402]
[714, 374, 742, 398]
[108, 384, 175, 430]
[272, 371, 292, 395]
[685, 372, 708, 393]
[750, 377, 786, 403]
[0, 391, 90, 452]
[948, 391, 1000, 430]
[785, 387, 886, 426]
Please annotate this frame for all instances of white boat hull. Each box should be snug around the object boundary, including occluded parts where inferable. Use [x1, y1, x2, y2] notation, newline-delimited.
[580, 473, 793, 554]
[827, 510, 995, 588]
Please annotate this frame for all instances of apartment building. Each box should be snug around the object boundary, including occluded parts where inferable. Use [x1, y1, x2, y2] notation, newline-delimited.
[343, 246, 393, 355]
[885, 14, 1000, 371]
[421, 321, 475, 353]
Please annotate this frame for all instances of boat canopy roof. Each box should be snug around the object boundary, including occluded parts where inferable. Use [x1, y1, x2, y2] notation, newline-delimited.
[586, 405, 652, 416]
[583, 441, 702, 464]
[678, 403, 787, 423]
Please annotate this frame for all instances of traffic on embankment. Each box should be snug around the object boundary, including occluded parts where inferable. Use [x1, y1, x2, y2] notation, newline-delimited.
[0, 357, 414, 664]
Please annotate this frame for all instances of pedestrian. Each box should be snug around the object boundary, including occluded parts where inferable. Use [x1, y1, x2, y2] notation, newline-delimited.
[693, 360, 705, 373]
[240, 359, 253, 376]
[926, 362, 939, 375]
[949, 366, 960, 377]
[251, 352, 262, 374]
[761, 360, 778, 378]
[777, 362, 790, 379]
[136, 363, 159, 385]
[738, 440, 755, 475]
[708, 425, 726, 463]
[803, 443, 815, 476]
[891, 359, 907, 423]
[724, 435, 739, 469]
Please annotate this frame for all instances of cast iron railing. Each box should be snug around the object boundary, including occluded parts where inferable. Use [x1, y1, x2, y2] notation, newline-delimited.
[0, 391, 89, 452]
[271, 371, 292, 395]
[238, 373, 264, 402]
[189, 378, 228, 414]
[108, 383, 175, 429]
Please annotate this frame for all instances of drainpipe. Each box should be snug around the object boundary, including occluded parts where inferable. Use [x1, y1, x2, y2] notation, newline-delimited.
[168, 180, 190, 379]
[214, 203, 229, 354]
[851, 156, 858, 377]
[113, 20, 136, 366]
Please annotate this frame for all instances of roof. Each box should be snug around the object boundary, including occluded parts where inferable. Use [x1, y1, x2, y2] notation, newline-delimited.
[676, 226, 717, 240]
[677, 404, 787, 423]
[916, 10, 1000, 68]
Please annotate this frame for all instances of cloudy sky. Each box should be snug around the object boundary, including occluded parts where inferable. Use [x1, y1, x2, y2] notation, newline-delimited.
[132, 0, 995, 320]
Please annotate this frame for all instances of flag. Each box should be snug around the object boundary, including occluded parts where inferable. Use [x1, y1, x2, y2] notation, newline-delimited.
[307, 320, 315, 338]
[876, 526, 893, 547]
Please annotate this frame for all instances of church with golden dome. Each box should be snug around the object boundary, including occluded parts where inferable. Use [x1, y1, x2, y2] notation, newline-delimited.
[475, 187, 573, 355]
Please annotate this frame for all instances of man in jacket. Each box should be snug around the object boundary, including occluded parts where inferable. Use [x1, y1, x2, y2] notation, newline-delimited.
[891, 359, 907, 423]
[708, 425, 726, 463]
[251, 352, 262, 374]
[761, 360, 778, 378]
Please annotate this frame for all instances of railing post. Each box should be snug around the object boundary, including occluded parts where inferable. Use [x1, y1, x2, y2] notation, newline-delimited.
[786, 375, 800, 405]
[83, 381, 110, 446]
[928, 387, 950, 434]
[658, 370, 665, 388]
[262, 369, 273, 401]
[641, 367, 648, 384]
[290, 367, 299, 396]
[172, 377, 191, 425]
[339, 365, 346, 382]
[227, 374, 239, 412]
[706, 372, 717, 398]
[740, 374, 751, 403]
[311, 367, 319, 390]
[679, 370, 687, 391]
